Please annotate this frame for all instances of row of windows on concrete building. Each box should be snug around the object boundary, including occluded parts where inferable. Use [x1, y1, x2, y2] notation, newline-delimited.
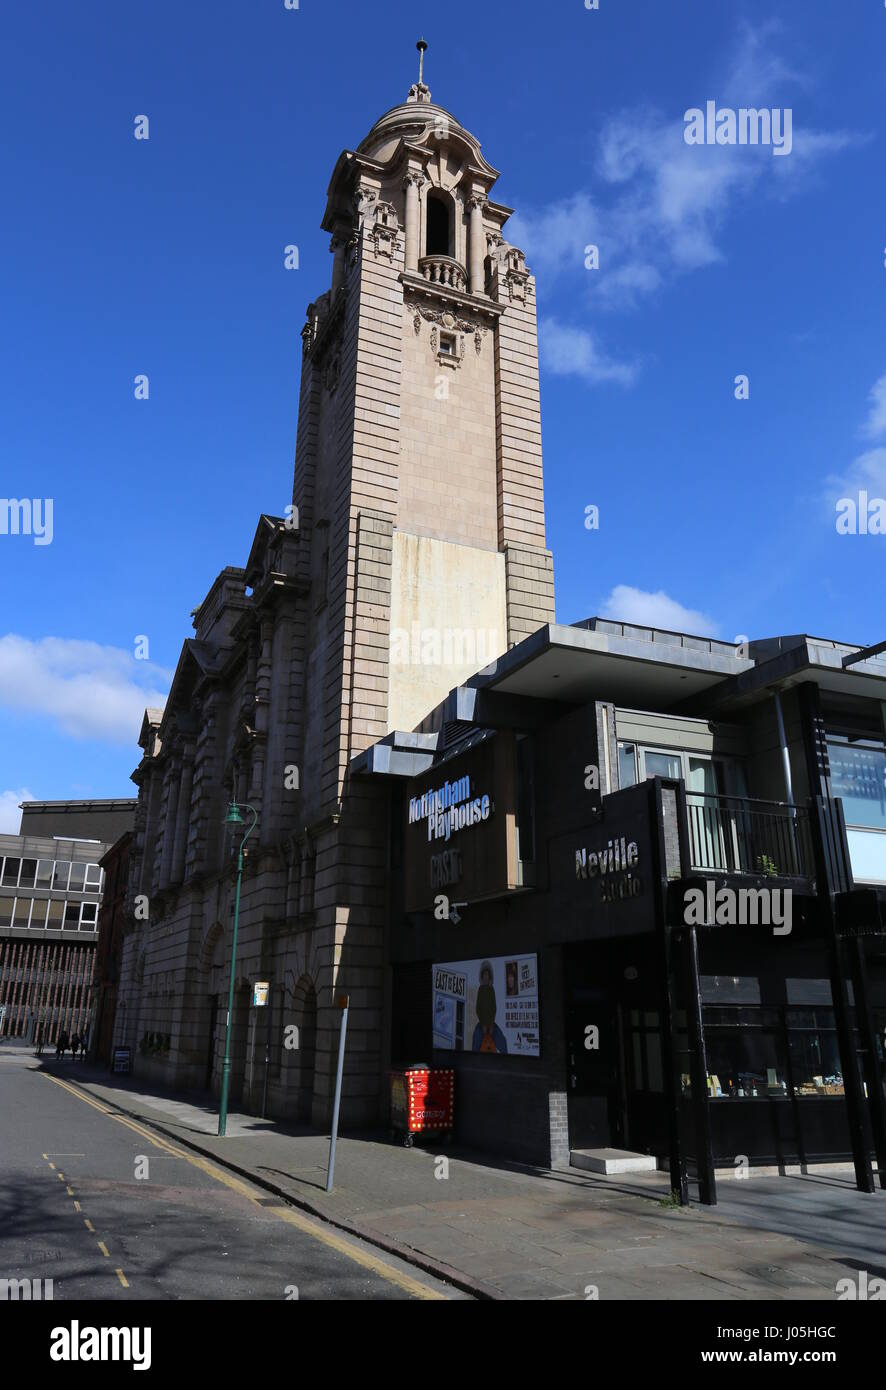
[0, 856, 104, 892]
[0, 898, 99, 931]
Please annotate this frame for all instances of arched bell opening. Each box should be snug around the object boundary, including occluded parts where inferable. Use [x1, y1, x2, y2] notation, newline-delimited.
[425, 189, 453, 258]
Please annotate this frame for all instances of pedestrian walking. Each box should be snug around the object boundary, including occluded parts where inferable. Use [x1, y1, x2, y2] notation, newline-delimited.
[71, 1033, 80, 1060]
[35, 1025, 44, 1057]
[55, 1029, 68, 1060]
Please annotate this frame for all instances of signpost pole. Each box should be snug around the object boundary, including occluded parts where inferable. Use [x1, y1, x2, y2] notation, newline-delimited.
[326, 994, 349, 1193]
[261, 993, 271, 1119]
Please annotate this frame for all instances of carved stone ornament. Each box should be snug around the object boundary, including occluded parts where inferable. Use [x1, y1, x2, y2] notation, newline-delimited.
[411, 302, 480, 336]
[352, 185, 377, 224]
[370, 199, 399, 260]
[407, 297, 489, 357]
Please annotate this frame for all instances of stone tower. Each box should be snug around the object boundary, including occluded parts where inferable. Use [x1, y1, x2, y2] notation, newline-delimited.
[286, 60, 555, 1122]
[119, 56, 555, 1131]
[296, 59, 555, 755]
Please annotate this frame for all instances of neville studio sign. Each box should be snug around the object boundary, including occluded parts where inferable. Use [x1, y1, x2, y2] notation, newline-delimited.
[404, 733, 518, 914]
[570, 781, 659, 938]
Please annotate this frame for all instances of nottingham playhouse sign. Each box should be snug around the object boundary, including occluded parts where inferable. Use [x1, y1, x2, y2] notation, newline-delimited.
[404, 734, 518, 914]
[408, 776, 491, 844]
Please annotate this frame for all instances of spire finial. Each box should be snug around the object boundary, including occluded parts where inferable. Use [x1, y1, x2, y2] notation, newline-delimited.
[407, 38, 431, 104]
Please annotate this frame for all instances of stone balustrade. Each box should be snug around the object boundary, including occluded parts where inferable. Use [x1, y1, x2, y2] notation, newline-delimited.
[418, 254, 467, 292]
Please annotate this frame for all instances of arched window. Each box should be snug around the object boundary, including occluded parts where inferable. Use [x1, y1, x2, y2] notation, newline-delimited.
[425, 190, 452, 257]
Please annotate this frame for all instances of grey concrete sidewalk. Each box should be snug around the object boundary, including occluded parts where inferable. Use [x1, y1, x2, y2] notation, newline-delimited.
[37, 1053, 886, 1301]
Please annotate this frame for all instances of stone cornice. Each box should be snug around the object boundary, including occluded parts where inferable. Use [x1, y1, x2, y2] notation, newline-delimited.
[401, 272, 503, 321]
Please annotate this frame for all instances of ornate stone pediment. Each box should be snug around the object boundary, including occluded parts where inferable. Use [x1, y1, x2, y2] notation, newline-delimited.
[408, 299, 488, 355]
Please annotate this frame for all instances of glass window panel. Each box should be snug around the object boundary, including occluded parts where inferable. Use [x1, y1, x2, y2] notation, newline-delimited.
[46, 900, 64, 929]
[643, 750, 682, 780]
[35, 860, 53, 889]
[688, 758, 720, 795]
[79, 903, 98, 928]
[786, 978, 833, 1006]
[826, 738, 886, 830]
[703, 1025, 787, 1099]
[645, 1032, 664, 1091]
[52, 861, 71, 890]
[705, 1005, 780, 1028]
[63, 903, 80, 929]
[700, 975, 762, 1005]
[18, 859, 37, 889]
[0, 897, 14, 928]
[618, 743, 637, 788]
[10, 898, 30, 927]
[68, 862, 86, 892]
[84, 864, 102, 889]
[2, 858, 21, 887]
[789, 1023, 845, 1096]
[29, 899, 49, 929]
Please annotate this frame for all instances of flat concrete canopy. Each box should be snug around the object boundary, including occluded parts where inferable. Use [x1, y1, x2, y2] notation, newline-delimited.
[465, 622, 750, 711]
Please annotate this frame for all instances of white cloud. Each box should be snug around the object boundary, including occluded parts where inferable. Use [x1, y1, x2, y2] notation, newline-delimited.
[720, 19, 806, 106]
[599, 585, 720, 637]
[861, 373, 886, 441]
[510, 23, 857, 315]
[540, 317, 638, 386]
[820, 372, 886, 519]
[0, 787, 35, 834]
[826, 447, 886, 504]
[0, 635, 170, 744]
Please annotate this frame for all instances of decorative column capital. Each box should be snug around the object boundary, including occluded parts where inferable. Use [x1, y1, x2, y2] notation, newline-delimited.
[402, 169, 428, 191]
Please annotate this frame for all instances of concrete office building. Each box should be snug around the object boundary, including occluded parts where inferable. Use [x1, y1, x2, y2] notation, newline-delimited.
[116, 59, 553, 1123]
[0, 799, 136, 1044]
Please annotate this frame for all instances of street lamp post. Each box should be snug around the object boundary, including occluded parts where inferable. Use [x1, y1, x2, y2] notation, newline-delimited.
[218, 801, 258, 1137]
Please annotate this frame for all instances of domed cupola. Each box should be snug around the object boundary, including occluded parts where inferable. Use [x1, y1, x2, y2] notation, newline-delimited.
[322, 40, 508, 300]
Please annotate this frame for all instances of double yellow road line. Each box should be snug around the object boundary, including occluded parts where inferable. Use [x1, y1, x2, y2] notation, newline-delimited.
[43, 1072, 446, 1300]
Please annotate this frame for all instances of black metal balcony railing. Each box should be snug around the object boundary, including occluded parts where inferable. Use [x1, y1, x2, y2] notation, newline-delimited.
[687, 793, 814, 881]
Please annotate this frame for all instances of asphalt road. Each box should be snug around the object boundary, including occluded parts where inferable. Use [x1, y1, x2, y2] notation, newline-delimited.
[0, 1048, 458, 1301]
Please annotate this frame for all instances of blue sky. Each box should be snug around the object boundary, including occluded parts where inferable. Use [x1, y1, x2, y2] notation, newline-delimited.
[1, 0, 884, 826]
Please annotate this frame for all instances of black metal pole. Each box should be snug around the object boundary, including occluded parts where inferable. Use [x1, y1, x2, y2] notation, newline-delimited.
[828, 928, 874, 1192]
[685, 922, 716, 1205]
[261, 989, 271, 1120]
[652, 779, 688, 1204]
[812, 796, 874, 1193]
[661, 926, 688, 1204]
[848, 936, 886, 1190]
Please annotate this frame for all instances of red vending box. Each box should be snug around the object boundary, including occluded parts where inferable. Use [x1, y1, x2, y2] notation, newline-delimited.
[390, 1064, 454, 1147]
